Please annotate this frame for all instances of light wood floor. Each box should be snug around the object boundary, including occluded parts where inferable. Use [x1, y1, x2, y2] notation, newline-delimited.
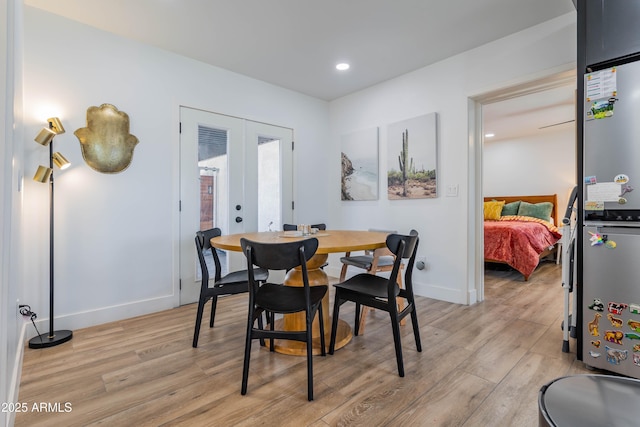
[16, 261, 592, 426]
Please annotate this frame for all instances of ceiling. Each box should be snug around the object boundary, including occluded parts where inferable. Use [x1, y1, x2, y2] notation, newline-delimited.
[482, 83, 577, 143]
[24, 0, 575, 101]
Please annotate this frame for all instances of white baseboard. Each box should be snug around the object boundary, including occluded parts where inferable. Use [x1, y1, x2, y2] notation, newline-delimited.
[25, 295, 177, 335]
[5, 321, 27, 427]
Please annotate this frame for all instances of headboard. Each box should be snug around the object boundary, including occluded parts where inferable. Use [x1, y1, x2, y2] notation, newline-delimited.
[483, 194, 559, 225]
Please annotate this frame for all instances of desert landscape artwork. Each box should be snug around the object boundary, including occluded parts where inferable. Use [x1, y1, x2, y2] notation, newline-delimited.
[387, 112, 437, 200]
[341, 127, 379, 201]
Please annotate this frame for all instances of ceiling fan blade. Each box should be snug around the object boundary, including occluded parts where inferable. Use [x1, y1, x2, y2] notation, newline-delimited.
[538, 119, 575, 129]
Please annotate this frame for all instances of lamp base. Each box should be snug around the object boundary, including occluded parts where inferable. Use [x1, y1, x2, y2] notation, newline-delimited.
[28, 330, 73, 349]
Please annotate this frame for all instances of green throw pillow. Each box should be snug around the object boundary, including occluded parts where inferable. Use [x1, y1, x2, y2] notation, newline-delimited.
[517, 201, 553, 222]
[501, 201, 521, 216]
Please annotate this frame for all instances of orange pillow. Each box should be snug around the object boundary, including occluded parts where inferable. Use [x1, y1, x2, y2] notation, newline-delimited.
[484, 200, 505, 220]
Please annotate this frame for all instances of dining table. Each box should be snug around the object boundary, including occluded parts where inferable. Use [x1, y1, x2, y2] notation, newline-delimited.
[210, 229, 389, 356]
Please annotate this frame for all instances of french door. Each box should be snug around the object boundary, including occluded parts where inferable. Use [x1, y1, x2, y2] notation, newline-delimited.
[179, 107, 293, 305]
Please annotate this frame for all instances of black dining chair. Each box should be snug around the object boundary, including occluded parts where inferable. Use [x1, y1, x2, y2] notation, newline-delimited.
[282, 223, 327, 231]
[240, 237, 327, 401]
[329, 230, 421, 377]
[192, 228, 268, 348]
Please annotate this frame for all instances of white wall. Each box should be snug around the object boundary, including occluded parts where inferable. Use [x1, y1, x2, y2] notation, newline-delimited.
[483, 127, 577, 219]
[2, 1, 25, 425]
[22, 6, 329, 332]
[326, 13, 577, 303]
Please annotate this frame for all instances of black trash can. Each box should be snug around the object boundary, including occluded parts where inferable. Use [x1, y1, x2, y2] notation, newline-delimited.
[539, 374, 640, 426]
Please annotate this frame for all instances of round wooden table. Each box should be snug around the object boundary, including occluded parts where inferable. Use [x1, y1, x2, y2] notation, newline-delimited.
[210, 230, 389, 356]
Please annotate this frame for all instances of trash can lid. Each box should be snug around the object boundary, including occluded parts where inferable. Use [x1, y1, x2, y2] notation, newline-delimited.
[539, 375, 640, 427]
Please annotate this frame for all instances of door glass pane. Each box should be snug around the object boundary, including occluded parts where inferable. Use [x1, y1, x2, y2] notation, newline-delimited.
[198, 125, 228, 277]
[257, 137, 281, 231]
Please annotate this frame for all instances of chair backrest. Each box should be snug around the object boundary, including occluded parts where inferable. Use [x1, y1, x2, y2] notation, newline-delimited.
[282, 223, 327, 231]
[386, 232, 419, 292]
[241, 237, 318, 272]
[196, 228, 223, 282]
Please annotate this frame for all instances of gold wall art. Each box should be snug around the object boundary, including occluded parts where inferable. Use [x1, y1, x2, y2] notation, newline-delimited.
[74, 104, 139, 173]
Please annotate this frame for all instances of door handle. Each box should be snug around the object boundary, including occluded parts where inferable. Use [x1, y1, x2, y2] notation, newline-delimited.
[235, 216, 243, 223]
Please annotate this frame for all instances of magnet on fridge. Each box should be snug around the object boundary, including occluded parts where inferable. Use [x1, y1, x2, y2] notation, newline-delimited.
[605, 240, 617, 249]
[626, 332, 640, 340]
[629, 320, 640, 332]
[630, 304, 640, 315]
[607, 313, 623, 327]
[605, 346, 628, 365]
[633, 353, 640, 366]
[608, 302, 628, 315]
[604, 330, 624, 345]
[588, 313, 602, 336]
[588, 298, 605, 311]
[589, 351, 601, 358]
[618, 197, 627, 205]
[591, 340, 602, 348]
[589, 232, 604, 246]
[634, 344, 640, 352]
[615, 174, 630, 184]
[619, 184, 633, 197]
[585, 175, 597, 185]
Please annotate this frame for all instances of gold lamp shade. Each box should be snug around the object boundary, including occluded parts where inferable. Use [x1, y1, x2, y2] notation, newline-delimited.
[34, 127, 56, 146]
[52, 152, 70, 170]
[47, 117, 66, 135]
[33, 165, 53, 183]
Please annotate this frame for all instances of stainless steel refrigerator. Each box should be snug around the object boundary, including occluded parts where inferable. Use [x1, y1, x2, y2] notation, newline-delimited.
[582, 59, 640, 378]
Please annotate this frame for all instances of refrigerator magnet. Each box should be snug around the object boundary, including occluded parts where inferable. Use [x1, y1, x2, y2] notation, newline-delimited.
[614, 174, 629, 184]
[630, 304, 640, 315]
[588, 298, 605, 311]
[618, 197, 627, 205]
[604, 346, 628, 365]
[629, 319, 640, 332]
[607, 314, 623, 327]
[589, 351, 601, 358]
[608, 302, 628, 315]
[619, 184, 634, 197]
[604, 330, 624, 345]
[588, 313, 602, 336]
[585, 175, 597, 185]
[591, 339, 601, 348]
[633, 354, 640, 366]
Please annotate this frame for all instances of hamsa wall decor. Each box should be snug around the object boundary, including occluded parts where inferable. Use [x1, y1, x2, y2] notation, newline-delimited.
[74, 104, 139, 173]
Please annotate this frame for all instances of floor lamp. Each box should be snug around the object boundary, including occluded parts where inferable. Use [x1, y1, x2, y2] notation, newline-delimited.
[30, 117, 73, 349]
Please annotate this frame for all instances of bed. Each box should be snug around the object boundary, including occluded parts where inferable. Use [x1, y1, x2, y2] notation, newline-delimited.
[483, 194, 562, 281]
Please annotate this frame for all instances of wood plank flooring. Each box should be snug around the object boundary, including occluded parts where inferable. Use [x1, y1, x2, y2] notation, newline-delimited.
[16, 261, 593, 426]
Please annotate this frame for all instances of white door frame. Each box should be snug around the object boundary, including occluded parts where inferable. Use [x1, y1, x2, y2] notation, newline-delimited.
[468, 68, 576, 303]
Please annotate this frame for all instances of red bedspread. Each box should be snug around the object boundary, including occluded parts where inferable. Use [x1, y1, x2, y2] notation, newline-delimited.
[484, 215, 562, 279]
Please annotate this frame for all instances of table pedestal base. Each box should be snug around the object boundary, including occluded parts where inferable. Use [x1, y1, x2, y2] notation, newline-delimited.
[268, 253, 352, 356]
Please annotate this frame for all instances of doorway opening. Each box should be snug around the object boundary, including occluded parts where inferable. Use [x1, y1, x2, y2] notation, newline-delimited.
[469, 68, 576, 302]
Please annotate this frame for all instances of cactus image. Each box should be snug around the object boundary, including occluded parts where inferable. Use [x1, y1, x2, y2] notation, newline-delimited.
[397, 129, 413, 197]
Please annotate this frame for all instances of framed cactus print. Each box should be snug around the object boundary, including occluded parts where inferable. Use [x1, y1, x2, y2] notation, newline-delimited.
[387, 112, 438, 200]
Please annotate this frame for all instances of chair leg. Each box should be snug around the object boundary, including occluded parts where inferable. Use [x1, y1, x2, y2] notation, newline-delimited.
[306, 315, 314, 401]
[241, 308, 255, 395]
[329, 293, 341, 354]
[317, 304, 326, 356]
[358, 307, 370, 334]
[390, 312, 405, 377]
[209, 295, 218, 327]
[354, 302, 361, 336]
[269, 311, 275, 352]
[339, 264, 348, 282]
[192, 296, 207, 348]
[410, 304, 422, 352]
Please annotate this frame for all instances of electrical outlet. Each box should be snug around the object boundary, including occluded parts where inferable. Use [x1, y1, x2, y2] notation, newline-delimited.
[446, 184, 458, 197]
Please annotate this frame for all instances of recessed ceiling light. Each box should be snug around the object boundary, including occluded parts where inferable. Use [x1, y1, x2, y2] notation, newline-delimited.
[336, 63, 350, 71]
[484, 133, 495, 138]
